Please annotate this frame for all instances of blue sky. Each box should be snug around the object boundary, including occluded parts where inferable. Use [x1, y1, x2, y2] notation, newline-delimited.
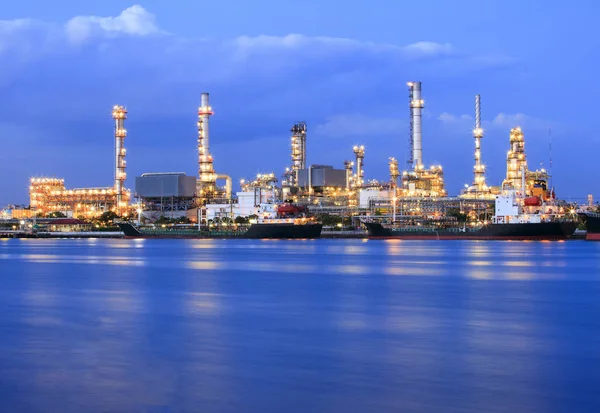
[1, 0, 599, 205]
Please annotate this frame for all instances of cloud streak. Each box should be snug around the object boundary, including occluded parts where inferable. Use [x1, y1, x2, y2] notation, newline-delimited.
[315, 114, 403, 138]
[65, 5, 163, 44]
[437, 112, 554, 132]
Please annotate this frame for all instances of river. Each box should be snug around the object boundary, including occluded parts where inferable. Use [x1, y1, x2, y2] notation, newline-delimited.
[1, 238, 599, 412]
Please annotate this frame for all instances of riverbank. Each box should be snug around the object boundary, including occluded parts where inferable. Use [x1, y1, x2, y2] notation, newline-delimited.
[0, 229, 588, 240]
[1, 231, 124, 239]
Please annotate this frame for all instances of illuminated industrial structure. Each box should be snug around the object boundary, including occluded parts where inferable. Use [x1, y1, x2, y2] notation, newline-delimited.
[29, 106, 131, 218]
[461, 95, 495, 199]
[352, 145, 365, 188]
[399, 82, 447, 197]
[502, 127, 527, 191]
[407, 81, 423, 169]
[389, 157, 400, 189]
[282, 122, 307, 190]
[241, 173, 278, 194]
[112, 105, 128, 214]
[195, 93, 232, 206]
[197, 93, 218, 203]
[344, 160, 353, 190]
[500, 126, 553, 200]
[291, 122, 307, 185]
[29, 178, 128, 218]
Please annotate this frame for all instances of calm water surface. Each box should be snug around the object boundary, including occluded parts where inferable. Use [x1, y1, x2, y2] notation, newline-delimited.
[1, 238, 600, 412]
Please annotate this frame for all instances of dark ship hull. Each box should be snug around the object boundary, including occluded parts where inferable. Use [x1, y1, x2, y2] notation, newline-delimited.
[577, 211, 600, 240]
[118, 222, 322, 240]
[364, 221, 577, 240]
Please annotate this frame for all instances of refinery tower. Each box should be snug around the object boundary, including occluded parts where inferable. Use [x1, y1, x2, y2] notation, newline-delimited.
[399, 81, 447, 197]
[501, 126, 551, 200]
[460, 95, 495, 199]
[196, 92, 232, 207]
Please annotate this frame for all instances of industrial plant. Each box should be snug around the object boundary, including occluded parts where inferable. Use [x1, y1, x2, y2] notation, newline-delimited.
[2, 80, 568, 228]
[27, 106, 131, 219]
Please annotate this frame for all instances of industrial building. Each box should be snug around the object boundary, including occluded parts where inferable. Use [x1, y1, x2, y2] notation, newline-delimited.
[29, 178, 128, 219]
[297, 165, 347, 193]
[200, 173, 279, 222]
[28, 105, 131, 218]
[135, 172, 197, 220]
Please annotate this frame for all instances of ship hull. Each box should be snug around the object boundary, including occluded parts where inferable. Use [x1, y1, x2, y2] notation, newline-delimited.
[243, 223, 322, 239]
[118, 222, 322, 239]
[364, 221, 577, 240]
[578, 212, 600, 240]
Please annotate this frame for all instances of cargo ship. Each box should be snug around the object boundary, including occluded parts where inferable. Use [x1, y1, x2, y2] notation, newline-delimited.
[577, 211, 600, 240]
[118, 203, 322, 239]
[364, 190, 577, 240]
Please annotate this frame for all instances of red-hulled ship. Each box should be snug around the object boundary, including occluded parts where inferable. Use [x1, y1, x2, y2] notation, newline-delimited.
[364, 189, 577, 241]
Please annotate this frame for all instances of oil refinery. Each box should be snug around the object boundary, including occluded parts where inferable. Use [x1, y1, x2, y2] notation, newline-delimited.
[2, 80, 576, 229]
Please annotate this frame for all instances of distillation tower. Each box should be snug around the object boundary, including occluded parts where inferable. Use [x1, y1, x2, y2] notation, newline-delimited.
[408, 81, 424, 169]
[461, 95, 494, 199]
[197, 93, 217, 203]
[502, 127, 527, 191]
[112, 105, 128, 214]
[389, 157, 400, 189]
[400, 81, 447, 197]
[344, 160, 354, 190]
[500, 126, 551, 199]
[283, 122, 307, 188]
[352, 145, 365, 188]
[472, 95, 486, 191]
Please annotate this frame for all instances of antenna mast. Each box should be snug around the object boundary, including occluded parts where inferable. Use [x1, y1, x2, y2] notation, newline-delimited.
[549, 128, 553, 192]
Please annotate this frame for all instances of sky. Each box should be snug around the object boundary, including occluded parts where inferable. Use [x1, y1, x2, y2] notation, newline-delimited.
[1, 0, 599, 205]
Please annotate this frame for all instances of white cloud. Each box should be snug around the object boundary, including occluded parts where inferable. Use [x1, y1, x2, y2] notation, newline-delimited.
[402, 41, 454, 58]
[234, 35, 453, 57]
[438, 111, 554, 132]
[0, 5, 518, 126]
[0, 5, 514, 73]
[315, 114, 403, 138]
[65, 5, 162, 44]
[437, 112, 472, 123]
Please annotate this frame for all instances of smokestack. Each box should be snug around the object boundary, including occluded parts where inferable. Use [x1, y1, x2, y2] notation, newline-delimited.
[200, 93, 212, 153]
[353, 145, 365, 187]
[289, 122, 307, 187]
[344, 160, 353, 190]
[472, 94, 487, 192]
[408, 81, 424, 169]
[197, 93, 216, 201]
[112, 105, 127, 214]
[475, 94, 481, 131]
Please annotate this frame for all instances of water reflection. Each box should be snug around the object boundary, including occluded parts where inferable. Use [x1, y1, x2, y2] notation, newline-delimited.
[1, 239, 600, 412]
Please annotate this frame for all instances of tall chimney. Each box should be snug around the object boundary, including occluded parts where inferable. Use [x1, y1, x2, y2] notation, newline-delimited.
[200, 93, 212, 153]
[197, 93, 216, 201]
[408, 81, 424, 169]
[472, 94, 487, 192]
[112, 105, 127, 214]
